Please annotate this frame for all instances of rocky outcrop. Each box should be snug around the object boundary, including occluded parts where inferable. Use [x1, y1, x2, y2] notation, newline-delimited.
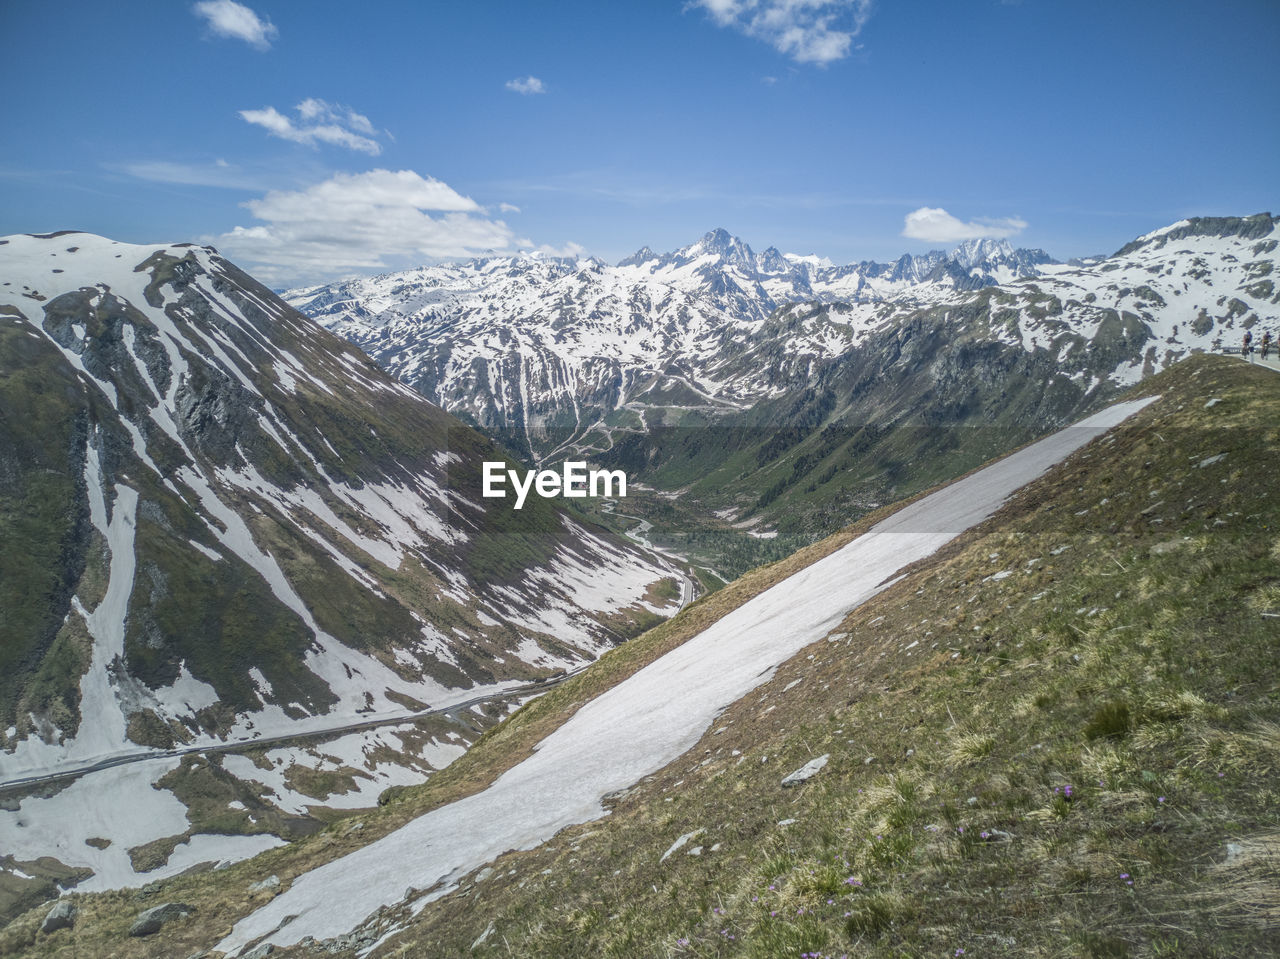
[128, 901, 194, 936]
[40, 900, 76, 934]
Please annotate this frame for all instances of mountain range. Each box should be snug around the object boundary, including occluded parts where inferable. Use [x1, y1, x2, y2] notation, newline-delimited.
[2, 214, 1278, 951]
[287, 214, 1279, 574]
[0, 232, 681, 903]
[285, 229, 1060, 468]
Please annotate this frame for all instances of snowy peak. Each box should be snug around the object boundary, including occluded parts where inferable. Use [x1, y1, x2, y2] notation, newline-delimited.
[951, 237, 1015, 268]
[1118, 212, 1276, 256]
[285, 214, 1278, 473]
[680, 227, 757, 269]
[617, 245, 657, 267]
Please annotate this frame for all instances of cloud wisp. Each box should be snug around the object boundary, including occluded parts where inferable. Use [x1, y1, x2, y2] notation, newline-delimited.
[239, 99, 382, 155]
[902, 207, 1028, 243]
[192, 0, 278, 50]
[119, 158, 272, 191]
[505, 76, 547, 95]
[692, 0, 874, 65]
[216, 169, 521, 285]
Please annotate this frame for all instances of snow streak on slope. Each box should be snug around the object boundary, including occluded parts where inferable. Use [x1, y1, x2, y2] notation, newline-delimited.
[219, 395, 1157, 953]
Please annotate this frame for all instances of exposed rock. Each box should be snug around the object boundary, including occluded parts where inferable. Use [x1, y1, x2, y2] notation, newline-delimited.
[249, 875, 280, 894]
[40, 900, 76, 934]
[781, 753, 829, 787]
[321, 930, 378, 953]
[660, 829, 705, 862]
[128, 901, 195, 937]
[243, 943, 275, 958]
[471, 920, 496, 949]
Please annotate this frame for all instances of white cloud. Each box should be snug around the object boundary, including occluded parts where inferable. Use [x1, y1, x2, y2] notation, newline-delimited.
[192, 0, 278, 50]
[505, 76, 547, 95]
[901, 207, 1028, 243]
[239, 99, 382, 155]
[215, 169, 520, 285]
[692, 0, 874, 65]
[498, 202, 522, 213]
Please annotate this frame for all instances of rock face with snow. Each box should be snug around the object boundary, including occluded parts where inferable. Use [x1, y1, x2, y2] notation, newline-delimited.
[284, 229, 1062, 464]
[297, 217, 1279, 552]
[285, 217, 1278, 535]
[0, 232, 680, 894]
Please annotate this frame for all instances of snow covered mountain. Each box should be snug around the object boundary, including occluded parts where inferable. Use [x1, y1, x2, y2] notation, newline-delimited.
[0, 232, 681, 896]
[284, 228, 1059, 463]
[286, 217, 1279, 480]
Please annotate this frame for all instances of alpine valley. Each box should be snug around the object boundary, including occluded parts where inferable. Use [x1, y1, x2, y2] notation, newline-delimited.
[288, 214, 1280, 577]
[2, 215, 1279, 959]
[0, 232, 683, 916]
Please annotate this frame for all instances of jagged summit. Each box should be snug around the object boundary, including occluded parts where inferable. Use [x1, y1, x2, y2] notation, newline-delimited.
[951, 236, 1014, 267]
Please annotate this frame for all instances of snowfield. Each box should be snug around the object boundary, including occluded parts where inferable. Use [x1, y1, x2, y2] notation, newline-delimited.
[219, 395, 1157, 953]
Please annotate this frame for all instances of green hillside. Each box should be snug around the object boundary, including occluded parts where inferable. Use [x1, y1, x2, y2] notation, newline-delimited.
[4, 354, 1278, 957]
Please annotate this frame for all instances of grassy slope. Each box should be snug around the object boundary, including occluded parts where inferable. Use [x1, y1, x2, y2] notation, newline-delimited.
[4, 354, 1277, 957]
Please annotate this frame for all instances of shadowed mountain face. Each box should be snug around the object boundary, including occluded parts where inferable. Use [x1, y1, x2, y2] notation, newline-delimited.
[0, 230, 679, 783]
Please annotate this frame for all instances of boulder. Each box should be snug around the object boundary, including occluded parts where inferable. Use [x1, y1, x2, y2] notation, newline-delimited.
[40, 900, 76, 934]
[781, 754, 830, 787]
[249, 875, 280, 894]
[128, 902, 195, 937]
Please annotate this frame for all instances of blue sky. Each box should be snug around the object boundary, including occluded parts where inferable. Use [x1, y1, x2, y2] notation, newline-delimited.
[3, 0, 1277, 285]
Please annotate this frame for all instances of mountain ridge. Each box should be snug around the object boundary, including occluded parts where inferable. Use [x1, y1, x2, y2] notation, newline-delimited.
[0, 231, 681, 896]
